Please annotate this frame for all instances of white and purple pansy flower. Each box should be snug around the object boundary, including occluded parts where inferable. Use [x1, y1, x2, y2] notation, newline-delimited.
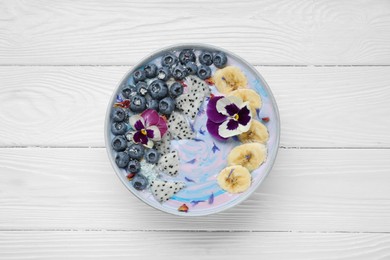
[206, 96, 252, 140]
[126, 109, 168, 148]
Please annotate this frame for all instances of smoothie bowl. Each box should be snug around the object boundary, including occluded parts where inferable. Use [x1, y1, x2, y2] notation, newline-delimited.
[105, 44, 280, 216]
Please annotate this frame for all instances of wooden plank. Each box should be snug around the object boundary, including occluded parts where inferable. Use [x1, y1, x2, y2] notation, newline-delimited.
[0, 148, 389, 232]
[0, 66, 389, 147]
[1, 231, 390, 260]
[262, 66, 390, 147]
[0, 66, 123, 147]
[1, 0, 390, 65]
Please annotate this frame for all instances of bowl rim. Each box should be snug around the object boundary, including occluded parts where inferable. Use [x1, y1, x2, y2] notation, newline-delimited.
[104, 43, 281, 217]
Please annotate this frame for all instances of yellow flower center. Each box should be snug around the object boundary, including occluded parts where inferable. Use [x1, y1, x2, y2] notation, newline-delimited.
[233, 114, 239, 121]
[140, 129, 147, 135]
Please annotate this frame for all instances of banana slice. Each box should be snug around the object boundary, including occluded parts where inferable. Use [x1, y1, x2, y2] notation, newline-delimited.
[229, 89, 262, 116]
[217, 165, 251, 193]
[238, 120, 269, 144]
[213, 66, 248, 94]
[227, 143, 267, 171]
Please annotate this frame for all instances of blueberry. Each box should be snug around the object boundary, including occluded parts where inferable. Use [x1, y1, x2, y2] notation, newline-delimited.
[133, 69, 146, 83]
[171, 64, 188, 80]
[157, 66, 171, 81]
[128, 143, 145, 160]
[144, 149, 160, 164]
[179, 49, 196, 64]
[111, 107, 126, 122]
[213, 52, 227, 68]
[112, 136, 127, 152]
[132, 174, 148, 190]
[115, 152, 130, 168]
[111, 122, 127, 135]
[122, 85, 137, 99]
[159, 96, 175, 115]
[169, 82, 183, 98]
[136, 82, 148, 96]
[148, 80, 168, 100]
[161, 52, 178, 67]
[144, 64, 158, 78]
[197, 65, 212, 80]
[146, 95, 159, 111]
[130, 95, 146, 112]
[185, 61, 198, 75]
[199, 51, 213, 66]
[127, 159, 141, 173]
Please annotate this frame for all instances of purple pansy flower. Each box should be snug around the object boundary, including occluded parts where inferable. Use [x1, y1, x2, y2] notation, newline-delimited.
[206, 96, 252, 140]
[126, 109, 168, 148]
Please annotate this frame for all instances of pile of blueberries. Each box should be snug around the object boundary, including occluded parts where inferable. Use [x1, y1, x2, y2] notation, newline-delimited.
[110, 108, 155, 190]
[109, 48, 228, 190]
[121, 49, 227, 115]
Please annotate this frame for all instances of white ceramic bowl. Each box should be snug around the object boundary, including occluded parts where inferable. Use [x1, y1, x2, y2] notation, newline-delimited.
[105, 44, 280, 216]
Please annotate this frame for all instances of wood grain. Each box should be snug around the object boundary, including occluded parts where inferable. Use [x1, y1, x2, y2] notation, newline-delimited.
[0, 66, 389, 147]
[0, 66, 122, 146]
[0, 0, 390, 65]
[1, 148, 389, 232]
[1, 231, 390, 260]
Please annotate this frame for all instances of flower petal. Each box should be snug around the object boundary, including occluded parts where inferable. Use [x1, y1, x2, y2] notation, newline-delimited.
[134, 120, 145, 131]
[238, 120, 252, 133]
[133, 131, 142, 143]
[145, 139, 154, 148]
[146, 129, 154, 139]
[226, 119, 239, 130]
[133, 131, 149, 145]
[219, 119, 243, 138]
[237, 103, 252, 133]
[146, 125, 161, 141]
[207, 96, 227, 123]
[216, 96, 243, 116]
[206, 119, 227, 141]
[129, 115, 145, 130]
[215, 97, 232, 116]
[237, 103, 251, 126]
[156, 117, 168, 137]
[141, 109, 160, 127]
[139, 134, 149, 145]
[224, 103, 240, 116]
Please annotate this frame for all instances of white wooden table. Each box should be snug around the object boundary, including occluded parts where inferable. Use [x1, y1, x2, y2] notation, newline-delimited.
[1, 1, 390, 259]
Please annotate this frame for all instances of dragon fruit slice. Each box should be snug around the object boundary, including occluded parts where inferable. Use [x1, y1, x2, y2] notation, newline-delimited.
[150, 179, 185, 203]
[175, 91, 205, 120]
[187, 75, 211, 97]
[157, 150, 179, 177]
[167, 111, 196, 140]
[154, 131, 172, 155]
